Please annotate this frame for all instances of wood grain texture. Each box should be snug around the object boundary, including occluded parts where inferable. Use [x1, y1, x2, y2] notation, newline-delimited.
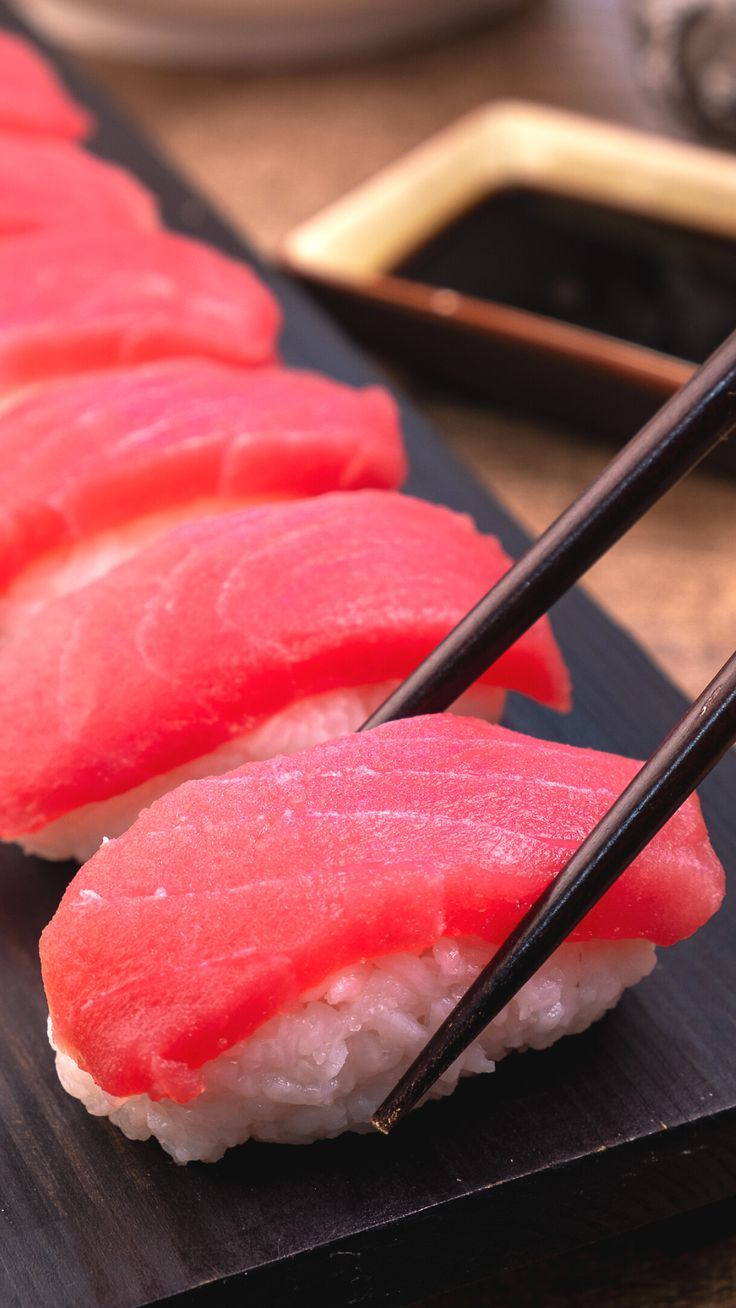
[0, 4, 734, 1306]
[421, 1196, 736, 1307]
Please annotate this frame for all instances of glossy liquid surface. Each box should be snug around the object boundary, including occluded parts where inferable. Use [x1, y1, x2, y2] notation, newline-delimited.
[395, 186, 736, 361]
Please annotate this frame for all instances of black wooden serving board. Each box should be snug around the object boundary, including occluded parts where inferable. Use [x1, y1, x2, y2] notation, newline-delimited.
[0, 10, 735, 1307]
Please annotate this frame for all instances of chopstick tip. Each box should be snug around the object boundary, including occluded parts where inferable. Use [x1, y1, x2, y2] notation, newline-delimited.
[370, 1108, 395, 1135]
[371, 1095, 409, 1135]
[372, 1081, 420, 1134]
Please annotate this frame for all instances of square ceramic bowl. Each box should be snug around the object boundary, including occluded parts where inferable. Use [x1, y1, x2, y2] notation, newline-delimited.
[281, 101, 736, 467]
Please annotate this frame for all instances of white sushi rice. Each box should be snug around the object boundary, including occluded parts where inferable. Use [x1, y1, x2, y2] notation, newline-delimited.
[51, 935, 656, 1164]
[20, 684, 504, 862]
[0, 496, 263, 638]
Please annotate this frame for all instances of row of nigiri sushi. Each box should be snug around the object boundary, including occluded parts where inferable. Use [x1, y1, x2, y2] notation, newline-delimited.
[0, 41, 568, 855]
[1, 33, 726, 1166]
[0, 32, 279, 390]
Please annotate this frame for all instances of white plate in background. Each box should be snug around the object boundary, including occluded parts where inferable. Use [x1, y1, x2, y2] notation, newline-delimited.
[14, 0, 535, 66]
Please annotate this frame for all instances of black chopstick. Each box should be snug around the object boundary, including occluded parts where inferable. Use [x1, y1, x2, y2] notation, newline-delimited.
[372, 649, 736, 1134]
[360, 330, 736, 729]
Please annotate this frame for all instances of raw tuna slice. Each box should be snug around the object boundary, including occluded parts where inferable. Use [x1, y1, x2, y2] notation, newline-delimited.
[0, 360, 406, 633]
[0, 133, 157, 234]
[0, 227, 280, 390]
[0, 31, 91, 139]
[0, 491, 570, 860]
[40, 715, 725, 1160]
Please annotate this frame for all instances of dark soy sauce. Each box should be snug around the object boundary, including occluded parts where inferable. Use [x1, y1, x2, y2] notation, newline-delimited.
[394, 187, 736, 362]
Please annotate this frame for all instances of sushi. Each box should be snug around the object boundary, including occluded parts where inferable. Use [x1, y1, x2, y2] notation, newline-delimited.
[0, 31, 91, 139]
[0, 227, 280, 390]
[0, 133, 157, 235]
[0, 361, 406, 632]
[0, 492, 570, 861]
[40, 715, 725, 1163]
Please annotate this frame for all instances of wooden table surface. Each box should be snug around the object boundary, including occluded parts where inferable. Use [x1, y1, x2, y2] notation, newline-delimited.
[78, 1, 735, 1302]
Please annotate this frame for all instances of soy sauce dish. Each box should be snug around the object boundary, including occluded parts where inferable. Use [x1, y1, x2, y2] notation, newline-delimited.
[282, 101, 736, 470]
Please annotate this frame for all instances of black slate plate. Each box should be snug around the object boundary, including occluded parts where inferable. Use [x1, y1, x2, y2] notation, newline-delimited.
[0, 11, 735, 1308]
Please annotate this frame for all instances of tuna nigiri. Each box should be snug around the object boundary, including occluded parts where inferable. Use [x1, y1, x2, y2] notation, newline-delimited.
[0, 492, 570, 861]
[40, 715, 725, 1163]
[0, 133, 157, 234]
[0, 31, 91, 139]
[0, 361, 406, 633]
[0, 227, 279, 390]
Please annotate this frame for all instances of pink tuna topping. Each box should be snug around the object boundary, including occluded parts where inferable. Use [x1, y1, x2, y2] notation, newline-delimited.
[40, 715, 725, 1101]
[0, 361, 406, 594]
[0, 227, 280, 389]
[0, 32, 92, 139]
[0, 133, 157, 235]
[0, 491, 570, 836]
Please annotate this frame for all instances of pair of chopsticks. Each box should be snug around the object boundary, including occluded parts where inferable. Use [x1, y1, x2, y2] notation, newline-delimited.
[365, 329, 736, 1135]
